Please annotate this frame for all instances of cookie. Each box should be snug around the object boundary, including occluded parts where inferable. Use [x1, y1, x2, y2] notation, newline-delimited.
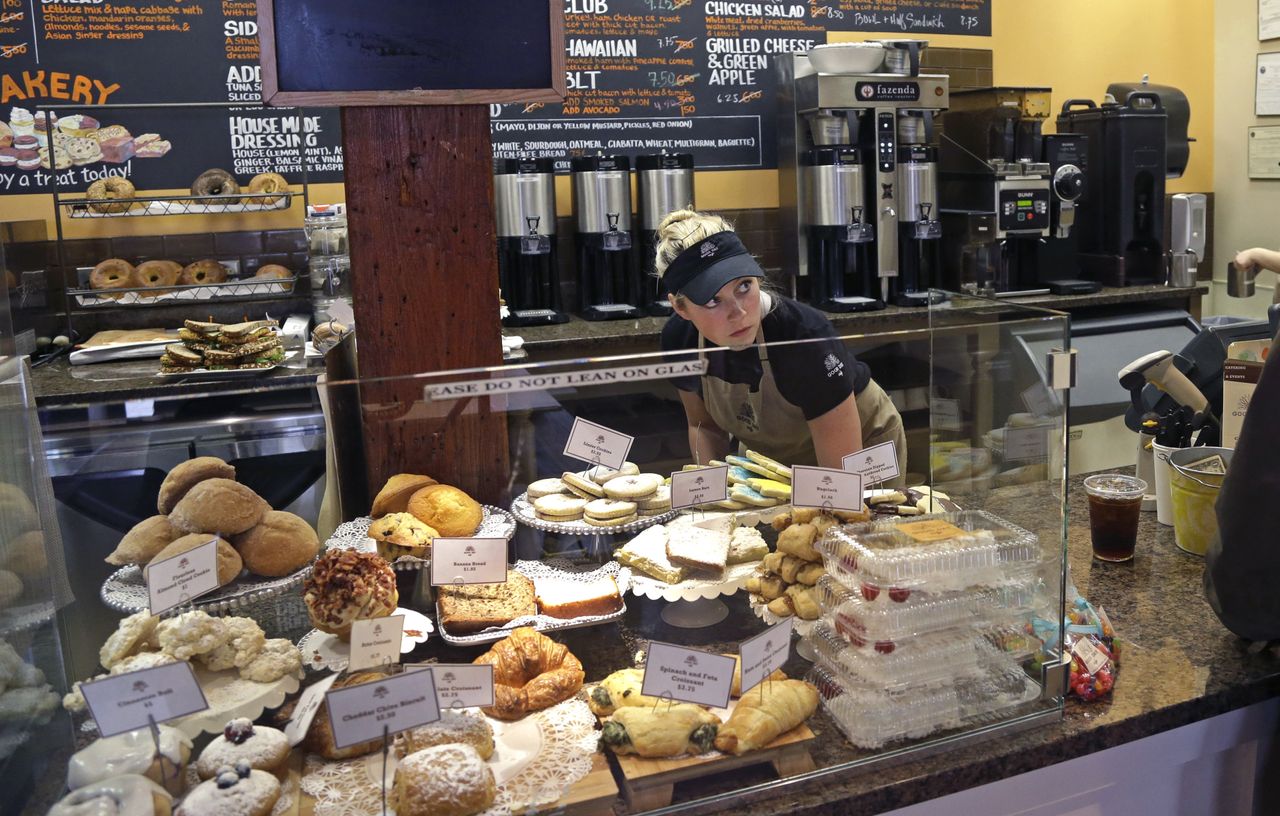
[729, 484, 780, 507]
[744, 449, 792, 480]
[602, 473, 663, 500]
[526, 478, 569, 499]
[99, 610, 160, 669]
[583, 512, 639, 527]
[531, 494, 587, 518]
[561, 472, 605, 499]
[725, 455, 777, 480]
[585, 461, 639, 485]
[156, 610, 230, 660]
[238, 638, 302, 683]
[583, 498, 637, 519]
[636, 485, 671, 512]
[67, 137, 102, 165]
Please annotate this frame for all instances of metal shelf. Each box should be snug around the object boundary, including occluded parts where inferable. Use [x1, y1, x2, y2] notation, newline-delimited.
[61, 191, 298, 218]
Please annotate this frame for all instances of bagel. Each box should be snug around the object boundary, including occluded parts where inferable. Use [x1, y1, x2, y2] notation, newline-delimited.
[179, 259, 229, 286]
[252, 263, 293, 292]
[190, 168, 239, 204]
[135, 260, 181, 297]
[86, 177, 136, 214]
[245, 172, 289, 205]
[472, 627, 584, 721]
[89, 259, 138, 298]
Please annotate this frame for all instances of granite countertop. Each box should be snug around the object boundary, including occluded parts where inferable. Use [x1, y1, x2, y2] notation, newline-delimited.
[401, 470, 1274, 816]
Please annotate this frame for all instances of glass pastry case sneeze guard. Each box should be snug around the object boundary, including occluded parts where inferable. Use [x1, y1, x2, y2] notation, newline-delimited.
[20, 292, 1068, 816]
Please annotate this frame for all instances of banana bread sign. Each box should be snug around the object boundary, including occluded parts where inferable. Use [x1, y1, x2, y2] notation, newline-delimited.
[0, 0, 344, 194]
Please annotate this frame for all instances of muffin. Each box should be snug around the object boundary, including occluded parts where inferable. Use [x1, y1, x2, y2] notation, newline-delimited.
[370, 473, 437, 517]
[368, 512, 437, 561]
[406, 484, 483, 537]
[303, 550, 398, 640]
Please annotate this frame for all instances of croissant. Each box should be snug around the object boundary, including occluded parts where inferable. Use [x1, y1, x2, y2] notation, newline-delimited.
[472, 627, 584, 720]
[714, 679, 818, 755]
[601, 704, 719, 758]
[588, 668, 663, 717]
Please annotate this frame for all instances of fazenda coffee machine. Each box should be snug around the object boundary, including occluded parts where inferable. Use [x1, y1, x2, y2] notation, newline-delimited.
[778, 39, 949, 310]
[571, 155, 643, 320]
[636, 152, 695, 317]
[494, 158, 569, 326]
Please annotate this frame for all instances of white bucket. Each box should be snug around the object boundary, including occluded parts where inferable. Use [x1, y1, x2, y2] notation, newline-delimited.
[1152, 441, 1179, 526]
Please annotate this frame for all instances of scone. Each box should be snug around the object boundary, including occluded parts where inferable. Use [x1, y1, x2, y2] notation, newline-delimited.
[177, 764, 280, 816]
[287, 670, 388, 759]
[106, 516, 179, 567]
[195, 617, 265, 672]
[303, 549, 398, 640]
[196, 719, 290, 780]
[238, 638, 302, 682]
[145, 534, 242, 587]
[156, 610, 231, 660]
[395, 709, 494, 759]
[371, 473, 437, 517]
[67, 724, 192, 796]
[168, 479, 269, 536]
[157, 457, 236, 515]
[230, 511, 319, 577]
[390, 744, 495, 816]
[368, 512, 437, 560]
[407, 484, 483, 537]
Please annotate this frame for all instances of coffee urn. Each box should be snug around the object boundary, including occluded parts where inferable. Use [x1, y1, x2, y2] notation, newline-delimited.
[636, 153, 695, 317]
[494, 158, 568, 326]
[895, 112, 944, 306]
[571, 155, 642, 320]
[801, 145, 878, 311]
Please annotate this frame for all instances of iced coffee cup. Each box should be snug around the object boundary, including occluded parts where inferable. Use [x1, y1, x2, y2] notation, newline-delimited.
[1084, 474, 1147, 562]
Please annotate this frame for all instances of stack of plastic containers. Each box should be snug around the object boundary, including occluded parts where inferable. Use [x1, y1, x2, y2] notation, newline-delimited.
[804, 510, 1047, 749]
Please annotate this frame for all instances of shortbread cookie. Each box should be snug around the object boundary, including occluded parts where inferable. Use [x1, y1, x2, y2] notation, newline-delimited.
[730, 484, 780, 507]
[584, 512, 639, 527]
[744, 449, 792, 479]
[561, 472, 605, 499]
[585, 461, 639, 485]
[636, 485, 671, 512]
[532, 494, 587, 518]
[602, 474, 663, 500]
[583, 498, 636, 520]
[527, 478, 569, 499]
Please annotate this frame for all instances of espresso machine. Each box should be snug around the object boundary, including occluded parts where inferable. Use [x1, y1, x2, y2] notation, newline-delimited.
[636, 152, 695, 317]
[938, 87, 1086, 294]
[571, 155, 642, 320]
[777, 39, 950, 310]
[494, 158, 568, 326]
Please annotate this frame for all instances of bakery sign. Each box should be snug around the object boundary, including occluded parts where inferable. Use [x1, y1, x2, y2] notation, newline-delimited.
[81, 662, 209, 738]
[424, 360, 706, 401]
[325, 670, 441, 749]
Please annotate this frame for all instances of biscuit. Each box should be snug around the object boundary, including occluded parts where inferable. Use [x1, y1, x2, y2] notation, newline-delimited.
[230, 511, 319, 577]
[583, 498, 637, 519]
[407, 484, 483, 537]
[602, 474, 663, 500]
[585, 461, 639, 485]
[526, 478, 569, 499]
[370, 473, 437, 517]
[158, 457, 237, 515]
[532, 494, 587, 518]
[583, 513, 638, 527]
[561, 472, 605, 498]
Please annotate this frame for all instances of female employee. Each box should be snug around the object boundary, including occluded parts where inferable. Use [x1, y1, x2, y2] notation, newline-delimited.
[656, 209, 906, 480]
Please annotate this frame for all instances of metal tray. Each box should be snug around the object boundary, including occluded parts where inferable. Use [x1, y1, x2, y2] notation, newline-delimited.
[511, 492, 677, 536]
[100, 559, 315, 616]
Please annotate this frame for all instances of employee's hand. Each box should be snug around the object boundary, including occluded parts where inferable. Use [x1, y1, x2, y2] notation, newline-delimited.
[1234, 247, 1280, 274]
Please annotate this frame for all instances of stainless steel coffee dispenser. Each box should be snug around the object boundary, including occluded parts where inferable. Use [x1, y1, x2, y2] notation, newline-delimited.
[571, 155, 642, 320]
[494, 158, 568, 326]
[636, 152, 695, 317]
[801, 146, 878, 310]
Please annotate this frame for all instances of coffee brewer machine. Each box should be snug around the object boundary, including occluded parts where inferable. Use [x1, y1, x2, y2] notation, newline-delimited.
[778, 40, 949, 310]
[636, 153, 695, 317]
[494, 158, 568, 326]
[571, 155, 642, 320]
[1057, 79, 1192, 287]
[938, 87, 1087, 295]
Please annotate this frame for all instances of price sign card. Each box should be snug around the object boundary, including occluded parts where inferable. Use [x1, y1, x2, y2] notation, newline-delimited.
[325, 670, 440, 749]
[841, 440, 900, 487]
[1004, 425, 1050, 463]
[792, 466, 864, 512]
[670, 465, 729, 510]
[409, 664, 495, 709]
[82, 662, 208, 738]
[1021, 382, 1059, 418]
[430, 538, 507, 586]
[931, 398, 963, 432]
[145, 538, 220, 616]
[563, 417, 633, 470]
[641, 642, 735, 709]
[348, 615, 405, 672]
[738, 618, 794, 695]
[285, 672, 340, 747]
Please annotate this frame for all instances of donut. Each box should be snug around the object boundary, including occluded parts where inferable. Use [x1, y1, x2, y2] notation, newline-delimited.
[89, 259, 138, 299]
[190, 169, 239, 204]
[179, 259, 229, 286]
[252, 264, 293, 292]
[245, 172, 289, 205]
[135, 260, 181, 297]
[86, 178, 136, 214]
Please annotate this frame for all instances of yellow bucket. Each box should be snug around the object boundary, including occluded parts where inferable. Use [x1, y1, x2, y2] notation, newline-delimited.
[1168, 447, 1234, 556]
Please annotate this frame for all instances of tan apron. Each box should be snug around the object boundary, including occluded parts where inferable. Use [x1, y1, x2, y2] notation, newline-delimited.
[699, 328, 907, 484]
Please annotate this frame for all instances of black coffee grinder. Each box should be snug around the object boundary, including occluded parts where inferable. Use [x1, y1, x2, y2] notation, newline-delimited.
[571, 155, 642, 320]
[494, 158, 568, 326]
[636, 153, 695, 317]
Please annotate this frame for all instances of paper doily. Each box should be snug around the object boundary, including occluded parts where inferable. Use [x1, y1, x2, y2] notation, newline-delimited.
[182, 762, 299, 816]
[100, 561, 315, 616]
[436, 560, 632, 646]
[324, 507, 518, 572]
[627, 561, 759, 602]
[301, 696, 600, 816]
[511, 493, 677, 536]
[298, 608, 434, 672]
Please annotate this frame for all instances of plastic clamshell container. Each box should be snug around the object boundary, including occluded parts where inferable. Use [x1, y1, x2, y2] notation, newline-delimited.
[808, 620, 1022, 691]
[817, 510, 1041, 592]
[816, 574, 1043, 644]
[807, 660, 1043, 750]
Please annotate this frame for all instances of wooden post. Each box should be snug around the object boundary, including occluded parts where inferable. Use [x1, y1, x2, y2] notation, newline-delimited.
[343, 105, 508, 505]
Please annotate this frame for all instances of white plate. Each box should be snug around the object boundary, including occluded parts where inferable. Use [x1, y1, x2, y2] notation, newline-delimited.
[169, 663, 300, 739]
[297, 608, 434, 672]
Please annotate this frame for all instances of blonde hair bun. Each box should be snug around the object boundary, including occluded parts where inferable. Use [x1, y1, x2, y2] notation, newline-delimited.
[653, 209, 735, 279]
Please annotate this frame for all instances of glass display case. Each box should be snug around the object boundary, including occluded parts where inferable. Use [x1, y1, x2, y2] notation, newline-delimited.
[19, 293, 1068, 815]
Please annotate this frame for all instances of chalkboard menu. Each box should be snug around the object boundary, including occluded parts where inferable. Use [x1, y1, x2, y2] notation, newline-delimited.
[259, 0, 564, 106]
[490, 0, 990, 171]
[0, 0, 343, 194]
